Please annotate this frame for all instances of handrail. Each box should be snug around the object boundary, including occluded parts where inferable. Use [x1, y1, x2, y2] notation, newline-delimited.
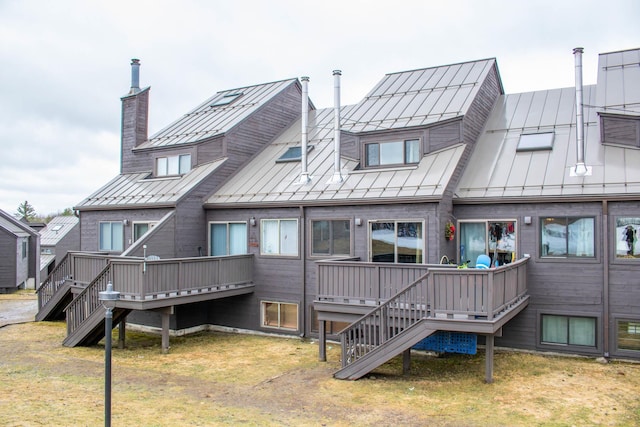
[340, 271, 431, 367]
[37, 252, 72, 310]
[65, 263, 112, 336]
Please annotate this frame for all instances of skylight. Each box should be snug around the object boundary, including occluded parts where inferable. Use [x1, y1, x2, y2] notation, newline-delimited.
[210, 92, 243, 107]
[276, 145, 314, 163]
[517, 132, 554, 152]
[51, 225, 63, 232]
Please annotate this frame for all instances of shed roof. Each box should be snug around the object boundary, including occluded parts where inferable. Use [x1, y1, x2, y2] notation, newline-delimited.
[340, 59, 499, 134]
[135, 78, 299, 149]
[456, 48, 640, 201]
[0, 214, 30, 238]
[75, 158, 226, 210]
[39, 216, 79, 246]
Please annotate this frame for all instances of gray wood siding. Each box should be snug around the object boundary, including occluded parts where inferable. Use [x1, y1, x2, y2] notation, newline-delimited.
[80, 208, 172, 254]
[121, 89, 150, 174]
[426, 120, 463, 152]
[54, 223, 80, 267]
[0, 231, 18, 289]
[454, 201, 606, 355]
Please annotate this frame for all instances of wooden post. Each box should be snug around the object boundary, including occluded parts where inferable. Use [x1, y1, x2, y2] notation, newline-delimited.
[485, 334, 494, 383]
[402, 348, 411, 375]
[319, 320, 327, 362]
[160, 307, 173, 354]
[117, 319, 126, 349]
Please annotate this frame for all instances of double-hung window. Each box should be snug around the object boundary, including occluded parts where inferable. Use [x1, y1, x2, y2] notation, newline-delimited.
[156, 154, 191, 176]
[365, 139, 420, 167]
[541, 217, 595, 257]
[369, 220, 423, 263]
[210, 222, 247, 256]
[261, 219, 298, 256]
[311, 220, 350, 256]
[99, 221, 124, 252]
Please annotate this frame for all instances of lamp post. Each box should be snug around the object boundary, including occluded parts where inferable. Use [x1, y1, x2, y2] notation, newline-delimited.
[98, 282, 120, 427]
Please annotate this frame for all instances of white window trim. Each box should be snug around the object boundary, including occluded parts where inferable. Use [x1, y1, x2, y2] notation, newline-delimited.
[367, 219, 425, 263]
[260, 218, 299, 257]
[260, 300, 299, 331]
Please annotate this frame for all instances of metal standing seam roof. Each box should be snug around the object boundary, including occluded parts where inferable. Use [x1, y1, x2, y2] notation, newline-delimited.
[205, 59, 497, 207]
[135, 78, 299, 149]
[75, 158, 226, 210]
[0, 215, 31, 237]
[39, 216, 79, 246]
[456, 48, 640, 200]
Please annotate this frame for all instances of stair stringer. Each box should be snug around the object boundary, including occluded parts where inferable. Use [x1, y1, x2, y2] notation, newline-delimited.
[334, 321, 437, 380]
[62, 307, 131, 347]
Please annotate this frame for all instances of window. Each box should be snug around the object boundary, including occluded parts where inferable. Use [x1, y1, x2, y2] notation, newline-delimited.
[262, 301, 298, 331]
[615, 217, 639, 259]
[133, 222, 157, 242]
[541, 217, 595, 257]
[542, 314, 596, 347]
[370, 221, 423, 263]
[41, 248, 52, 255]
[617, 320, 640, 352]
[21, 239, 28, 259]
[311, 220, 350, 256]
[276, 145, 314, 163]
[261, 219, 298, 256]
[156, 154, 191, 176]
[99, 221, 124, 252]
[517, 132, 554, 151]
[365, 139, 420, 167]
[210, 222, 247, 256]
[459, 221, 517, 267]
[210, 92, 243, 107]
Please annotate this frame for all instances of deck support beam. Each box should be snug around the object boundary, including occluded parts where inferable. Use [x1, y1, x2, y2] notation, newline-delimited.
[318, 320, 327, 361]
[159, 306, 174, 354]
[402, 349, 411, 375]
[485, 334, 494, 383]
[118, 319, 126, 349]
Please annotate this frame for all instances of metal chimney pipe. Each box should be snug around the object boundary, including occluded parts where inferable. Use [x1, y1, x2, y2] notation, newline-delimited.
[572, 47, 589, 176]
[129, 58, 141, 95]
[299, 76, 310, 184]
[330, 70, 344, 184]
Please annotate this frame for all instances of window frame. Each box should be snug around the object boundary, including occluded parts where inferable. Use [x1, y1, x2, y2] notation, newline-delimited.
[155, 153, 192, 177]
[99, 221, 124, 252]
[260, 218, 299, 257]
[539, 312, 598, 351]
[132, 221, 158, 243]
[615, 318, 640, 355]
[368, 219, 425, 264]
[539, 216, 596, 259]
[208, 221, 248, 256]
[310, 219, 352, 258]
[458, 219, 518, 267]
[364, 138, 421, 168]
[21, 239, 28, 259]
[613, 216, 639, 261]
[260, 300, 299, 331]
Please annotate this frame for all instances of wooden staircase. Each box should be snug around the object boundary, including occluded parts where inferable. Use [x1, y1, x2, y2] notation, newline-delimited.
[36, 253, 74, 321]
[335, 272, 437, 380]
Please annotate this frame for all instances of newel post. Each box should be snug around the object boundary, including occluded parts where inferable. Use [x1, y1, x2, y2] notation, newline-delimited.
[487, 270, 494, 321]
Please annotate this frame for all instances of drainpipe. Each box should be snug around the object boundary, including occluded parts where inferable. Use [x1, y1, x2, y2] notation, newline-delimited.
[129, 58, 141, 95]
[329, 70, 344, 184]
[602, 200, 610, 357]
[571, 48, 590, 177]
[300, 76, 311, 184]
[299, 205, 306, 338]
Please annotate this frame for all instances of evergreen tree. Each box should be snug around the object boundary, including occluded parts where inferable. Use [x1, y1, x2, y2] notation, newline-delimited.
[16, 200, 37, 221]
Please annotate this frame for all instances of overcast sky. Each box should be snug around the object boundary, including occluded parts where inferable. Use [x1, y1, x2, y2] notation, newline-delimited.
[1, 0, 638, 216]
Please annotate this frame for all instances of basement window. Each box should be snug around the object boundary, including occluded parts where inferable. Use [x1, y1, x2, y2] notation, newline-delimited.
[517, 132, 554, 152]
[617, 320, 640, 352]
[210, 92, 243, 107]
[276, 145, 314, 163]
[261, 301, 298, 331]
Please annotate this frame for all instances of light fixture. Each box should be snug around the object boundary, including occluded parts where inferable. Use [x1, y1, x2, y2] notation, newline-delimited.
[524, 216, 532, 225]
[250, 217, 256, 227]
[355, 218, 362, 226]
[98, 282, 120, 427]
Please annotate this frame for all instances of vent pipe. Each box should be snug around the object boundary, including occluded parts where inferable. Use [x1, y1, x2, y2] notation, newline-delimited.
[329, 70, 344, 184]
[299, 76, 310, 184]
[571, 47, 590, 177]
[129, 58, 141, 95]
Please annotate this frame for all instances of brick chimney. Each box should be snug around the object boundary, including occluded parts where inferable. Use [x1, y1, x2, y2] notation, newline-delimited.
[120, 58, 149, 174]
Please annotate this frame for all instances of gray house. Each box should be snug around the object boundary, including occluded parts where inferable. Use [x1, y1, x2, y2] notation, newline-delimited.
[39, 215, 79, 279]
[0, 209, 40, 292]
[37, 47, 640, 381]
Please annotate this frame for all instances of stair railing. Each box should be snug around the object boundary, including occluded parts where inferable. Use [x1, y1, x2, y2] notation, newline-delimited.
[65, 263, 113, 337]
[340, 271, 430, 367]
[36, 252, 72, 310]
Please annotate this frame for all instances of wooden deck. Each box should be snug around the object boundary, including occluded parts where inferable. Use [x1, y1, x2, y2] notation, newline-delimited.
[37, 252, 255, 350]
[313, 257, 530, 382]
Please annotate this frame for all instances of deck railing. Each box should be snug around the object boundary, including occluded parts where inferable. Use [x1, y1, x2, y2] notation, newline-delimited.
[317, 257, 529, 320]
[64, 254, 254, 336]
[37, 252, 72, 310]
[335, 257, 529, 368]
